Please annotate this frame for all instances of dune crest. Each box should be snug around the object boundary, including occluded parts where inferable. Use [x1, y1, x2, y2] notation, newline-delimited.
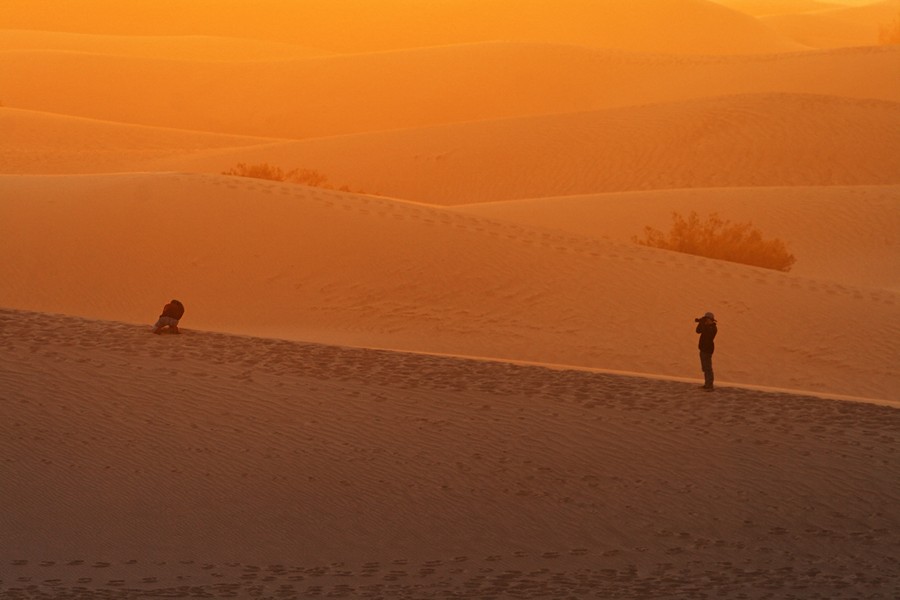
[3, 0, 803, 55]
[127, 93, 900, 204]
[1, 172, 897, 400]
[454, 185, 900, 291]
[2, 308, 898, 596]
[713, 0, 841, 17]
[761, 0, 900, 48]
[0, 29, 332, 60]
[3, 3, 899, 597]
[0, 108, 276, 175]
[3, 44, 897, 140]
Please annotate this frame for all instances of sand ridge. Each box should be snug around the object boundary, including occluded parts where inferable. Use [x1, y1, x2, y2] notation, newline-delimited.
[453, 185, 900, 291]
[6, 90, 898, 206]
[713, 0, 841, 17]
[0, 30, 334, 61]
[761, 0, 900, 48]
[3, 2, 899, 597]
[2, 309, 898, 597]
[1, 0, 805, 55]
[129, 92, 900, 204]
[1, 172, 897, 401]
[3, 43, 898, 140]
[0, 108, 280, 175]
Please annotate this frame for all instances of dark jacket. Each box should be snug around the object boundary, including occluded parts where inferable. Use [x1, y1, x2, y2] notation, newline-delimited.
[161, 300, 185, 320]
[696, 320, 717, 354]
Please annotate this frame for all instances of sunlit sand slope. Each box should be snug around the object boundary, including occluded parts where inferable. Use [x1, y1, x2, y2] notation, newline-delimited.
[2, 0, 803, 55]
[0, 30, 333, 60]
[0, 108, 276, 175]
[139, 93, 900, 204]
[713, 0, 838, 17]
[1, 309, 898, 597]
[454, 185, 900, 291]
[2, 44, 897, 139]
[761, 0, 900, 48]
[1, 173, 897, 400]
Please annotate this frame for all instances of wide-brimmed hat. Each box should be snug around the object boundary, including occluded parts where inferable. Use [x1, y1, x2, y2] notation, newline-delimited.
[704, 312, 716, 321]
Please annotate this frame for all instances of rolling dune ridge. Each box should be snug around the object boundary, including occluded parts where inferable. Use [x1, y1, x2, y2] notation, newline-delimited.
[2, 43, 897, 139]
[1, 173, 897, 400]
[761, 0, 900, 48]
[142, 92, 900, 204]
[0, 30, 334, 60]
[0, 108, 275, 175]
[2, 0, 805, 55]
[2, 309, 898, 597]
[455, 185, 900, 290]
[2, 1, 898, 597]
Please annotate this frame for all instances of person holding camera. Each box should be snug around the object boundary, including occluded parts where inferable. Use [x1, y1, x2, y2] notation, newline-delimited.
[695, 312, 717, 390]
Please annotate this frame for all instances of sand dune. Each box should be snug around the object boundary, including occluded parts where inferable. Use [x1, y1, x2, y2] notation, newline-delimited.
[3, 0, 803, 55]
[0, 30, 333, 61]
[713, 0, 840, 16]
[3, 43, 897, 139]
[1, 172, 897, 401]
[0, 108, 277, 175]
[132, 93, 900, 204]
[7, 91, 898, 202]
[1, 308, 898, 597]
[761, 0, 900, 48]
[454, 185, 900, 291]
[4, 3, 898, 598]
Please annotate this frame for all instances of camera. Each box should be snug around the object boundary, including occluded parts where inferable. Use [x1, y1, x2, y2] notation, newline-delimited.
[694, 317, 703, 323]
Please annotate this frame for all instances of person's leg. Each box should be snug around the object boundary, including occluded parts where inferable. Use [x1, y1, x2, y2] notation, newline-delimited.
[700, 352, 714, 389]
[152, 316, 178, 334]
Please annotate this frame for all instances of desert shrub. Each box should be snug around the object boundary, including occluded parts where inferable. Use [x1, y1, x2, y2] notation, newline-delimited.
[287, 168, 329, 187]
[222, 162, 362, 193]
[879, 12, 900, 45]
[223, 162, 291, 181]
[633, 211, 796, 272]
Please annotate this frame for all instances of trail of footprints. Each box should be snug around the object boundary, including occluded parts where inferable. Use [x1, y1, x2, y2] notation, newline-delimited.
[4, 553, 599, 596]
[3, 549, 896, 599]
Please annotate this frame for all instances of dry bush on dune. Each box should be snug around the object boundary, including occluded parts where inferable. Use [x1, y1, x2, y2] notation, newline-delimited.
[222, 162, 360, 192]
[634, 212, 796, 272]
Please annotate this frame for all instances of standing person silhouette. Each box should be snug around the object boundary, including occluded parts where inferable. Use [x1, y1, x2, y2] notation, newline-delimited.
[695, 312, 717, 390]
